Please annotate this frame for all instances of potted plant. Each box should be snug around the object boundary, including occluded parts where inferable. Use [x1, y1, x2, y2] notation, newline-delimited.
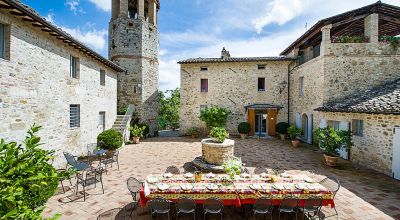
[237, 122, 251, 139]
[314, 127, 352, 167]
[97, 129, 123, 151]
[276, 122, 290, 140]
[209, 127, 229, 143]
[287, 125, 302, 147]
[188, 127, 200, 138]
[130, 125, 145, 144]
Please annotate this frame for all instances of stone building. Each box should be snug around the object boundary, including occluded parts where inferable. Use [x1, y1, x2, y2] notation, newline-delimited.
[0, 0, 123, 166]
[179, 2, 400, 177]
[109, 0, 160, 135]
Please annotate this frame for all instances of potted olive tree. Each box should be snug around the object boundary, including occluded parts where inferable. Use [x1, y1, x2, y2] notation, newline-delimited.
[287, 125, 302, 147]
[276, 122, 290, 140]
[314, 127, 352, 167]
[237, 122, 251, 139]
[130, 125, 145, 144]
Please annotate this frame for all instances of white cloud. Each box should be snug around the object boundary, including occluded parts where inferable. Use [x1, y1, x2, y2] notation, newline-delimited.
[252, 0, 312, 33]
[65, 0, 85, 15]
[45, 13, 54, 23]
[62, 26, 107, 51]
[88, 0, 111, 12]
[159, 59, 180, 91]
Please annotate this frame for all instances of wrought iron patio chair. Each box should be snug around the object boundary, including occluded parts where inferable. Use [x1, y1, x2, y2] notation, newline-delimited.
[176, 196, 196, 219]
[100, 151, 119, 174]
[319, 177, 340, 218]
[75, 167, 104, 201]
[127, 177, 143, 217]
[203, 197, 224, 220]
[242, 167, 250, 174]
[254, 167, 268, 175]
[300, 196, 323, 220]
[148, 196, 171, 219]
[63, 152, 91, 171]
[165, 165, 180, 174]
[183, 162, 199, 173]
[278, 196, 299, 220]
[57, 168, 73, 194]
[253, 197, 274, 220]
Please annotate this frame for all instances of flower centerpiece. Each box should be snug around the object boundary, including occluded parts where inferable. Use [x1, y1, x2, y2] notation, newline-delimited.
[223, 157, 243, 180]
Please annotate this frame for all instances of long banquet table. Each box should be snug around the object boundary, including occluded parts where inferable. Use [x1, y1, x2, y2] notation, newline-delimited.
[139, 173, 335, 208]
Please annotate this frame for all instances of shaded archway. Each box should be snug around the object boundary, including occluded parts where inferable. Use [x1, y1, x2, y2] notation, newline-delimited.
[302, 113, 309, 140]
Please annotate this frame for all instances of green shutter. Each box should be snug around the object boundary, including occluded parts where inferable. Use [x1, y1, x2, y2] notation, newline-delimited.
[0, 24, 5, 59]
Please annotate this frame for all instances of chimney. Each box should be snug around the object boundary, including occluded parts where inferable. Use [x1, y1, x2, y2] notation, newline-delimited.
[221, 47, 231, 59]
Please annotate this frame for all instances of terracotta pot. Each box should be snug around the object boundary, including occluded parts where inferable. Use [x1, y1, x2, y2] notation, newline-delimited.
[133, 137, 140, 144]
[191, 134, 196, 139]
[323, 154, 339, 167]
[280, 134, 286, 141]
[291, 140, 300, 147]
[240, 133, 247, 139]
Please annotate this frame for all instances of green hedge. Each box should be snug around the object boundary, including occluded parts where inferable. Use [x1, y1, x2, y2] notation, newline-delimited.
[97, 129, 123, 150]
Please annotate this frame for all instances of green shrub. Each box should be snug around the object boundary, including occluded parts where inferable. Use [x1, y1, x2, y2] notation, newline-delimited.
[276, 122, 290, 134]
[209, 127, 229, 143]
[237, 122, 251, 134]
[117, 106, 128, 115]
[0, 124, 68, 219]
[199, 106, 230, 128]
[287, 125, 302, 140]
[97, 129, 123, 150]
[138, 123, 150, 137]
[130, 125, 145, 138]
[314, 127, 352, 157]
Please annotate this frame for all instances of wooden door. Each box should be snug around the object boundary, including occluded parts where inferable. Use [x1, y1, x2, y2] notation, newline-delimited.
[248, 109, 255, 136]
[267, 109, 277, 136]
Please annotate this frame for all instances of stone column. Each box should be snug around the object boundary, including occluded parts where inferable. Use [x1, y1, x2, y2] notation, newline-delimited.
[364, 13, 379, 43]
[119, 0, 128, 17]
[148, 0, 157, 25]
[137, 0, 145, 19]
[320, 24, 332, 56]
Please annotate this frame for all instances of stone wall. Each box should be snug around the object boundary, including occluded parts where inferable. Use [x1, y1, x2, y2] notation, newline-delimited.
[319, 112, 400, 175]
[324, 42, 400, 101]
[0, 11, 118, 167]
[109, 17, 159, 135]
[180, 61, 291, 135]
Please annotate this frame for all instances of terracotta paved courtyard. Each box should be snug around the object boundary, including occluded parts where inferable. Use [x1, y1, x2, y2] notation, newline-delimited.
[43, 137, 400, 220]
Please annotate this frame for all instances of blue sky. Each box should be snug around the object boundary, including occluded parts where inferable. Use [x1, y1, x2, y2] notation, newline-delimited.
[20, 0, 400, 91]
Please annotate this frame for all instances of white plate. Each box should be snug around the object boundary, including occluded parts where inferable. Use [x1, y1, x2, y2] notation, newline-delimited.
[206, 184, 219, 190]
[272, 183, 285, 190]
[281, 173, 291, 178]
[205, 173, 216, 179]
[163, 173, 173, 178]
[181, 184, 194, 190]
[250, 184, 262, 190]
[184, 173, 194, 178]
[157, 183, 170, 191]
[295, 183, 308, 190]
[147, 176, 158, 184]
[260, 173, 269, 178]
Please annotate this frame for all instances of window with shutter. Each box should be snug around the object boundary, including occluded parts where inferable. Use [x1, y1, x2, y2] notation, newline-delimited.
[352, 119, 363, 136]
[100, 69, 106, 86]
[70, 105, 80, 128]
[299, 77, 304, 96]
[201, 79, 208, 92]
[70, 56, 79, 78]
[0, 24, 4, 59]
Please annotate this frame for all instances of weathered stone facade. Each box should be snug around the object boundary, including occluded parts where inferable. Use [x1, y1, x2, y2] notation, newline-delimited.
[319, 112, 400, 175]
[109, 0, 160, 135]
[0, 11, 119, 167]
[179, 60, 292, 135]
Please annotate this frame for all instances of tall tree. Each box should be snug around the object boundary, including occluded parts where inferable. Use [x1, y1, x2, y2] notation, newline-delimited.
[158, 88, 180, 130]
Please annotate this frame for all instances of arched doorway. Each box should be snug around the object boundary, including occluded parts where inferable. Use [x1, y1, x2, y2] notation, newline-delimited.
[302, 113, 309, 140]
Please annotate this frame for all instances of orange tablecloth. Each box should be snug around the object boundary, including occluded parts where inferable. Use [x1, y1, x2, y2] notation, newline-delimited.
[139, 174, 335, 208]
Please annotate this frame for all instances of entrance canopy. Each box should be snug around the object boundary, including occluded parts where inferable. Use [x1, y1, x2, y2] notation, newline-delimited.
[245, 103, 283, 110]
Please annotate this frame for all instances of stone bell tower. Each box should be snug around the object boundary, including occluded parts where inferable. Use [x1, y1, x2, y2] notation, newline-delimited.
[109, 0, 160, 135]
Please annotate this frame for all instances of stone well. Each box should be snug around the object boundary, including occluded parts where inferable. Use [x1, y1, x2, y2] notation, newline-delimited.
[201, 138, 235, 166]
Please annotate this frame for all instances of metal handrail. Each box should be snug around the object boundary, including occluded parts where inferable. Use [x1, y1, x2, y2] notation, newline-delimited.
[118, 104, 135, 140]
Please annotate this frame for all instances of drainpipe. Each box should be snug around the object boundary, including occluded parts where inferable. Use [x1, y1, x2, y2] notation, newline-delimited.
[287, 60, 296, 124]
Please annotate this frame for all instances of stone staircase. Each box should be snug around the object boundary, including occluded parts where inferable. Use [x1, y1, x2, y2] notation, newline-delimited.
[112, 115, 126, 131]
